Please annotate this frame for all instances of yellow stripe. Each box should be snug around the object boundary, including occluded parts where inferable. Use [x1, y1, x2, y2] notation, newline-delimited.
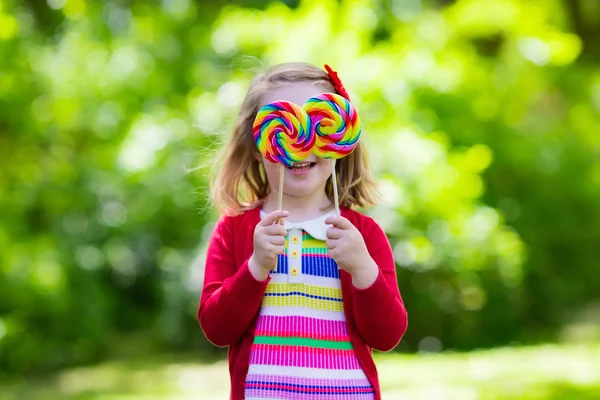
[302, 238, 328, 249]
[265, 283, 342, 300]
[260, 295, 344, 312]
[283, 237, 327, 249]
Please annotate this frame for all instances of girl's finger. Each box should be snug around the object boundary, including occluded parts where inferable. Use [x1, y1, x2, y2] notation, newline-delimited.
[268, 236, 286, 246]
[326, 239, 339, 249]
[263, 224, 288, 236]
[327, 248, 338, 259]
[326, 227, 344, 240]
[324, 216, 353, 230]
[259, 210, 289, 227]
[273, 245, 286, 255]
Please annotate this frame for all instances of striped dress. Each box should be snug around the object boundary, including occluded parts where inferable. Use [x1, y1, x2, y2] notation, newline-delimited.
[244, 213, 375, 400]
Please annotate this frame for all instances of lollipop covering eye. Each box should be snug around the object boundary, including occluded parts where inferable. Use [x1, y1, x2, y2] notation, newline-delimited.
[253, 101, 314, 167]
[303, 93, 361, 160]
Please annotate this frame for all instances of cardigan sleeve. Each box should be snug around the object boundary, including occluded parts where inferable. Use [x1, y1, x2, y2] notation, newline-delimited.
[197, 215, 269, 347]
[351, 218, 408, 352]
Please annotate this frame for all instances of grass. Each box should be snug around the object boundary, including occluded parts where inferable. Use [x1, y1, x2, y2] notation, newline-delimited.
[1, 343, 599, 399]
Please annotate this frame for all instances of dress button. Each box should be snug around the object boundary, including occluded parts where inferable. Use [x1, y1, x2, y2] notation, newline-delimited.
[291, 236, 299, 244]
[290, 267, 298, 276]
[291, 250, 299, 258]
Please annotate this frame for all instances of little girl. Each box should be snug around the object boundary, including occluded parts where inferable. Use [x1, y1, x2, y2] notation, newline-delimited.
[199, 62, 408, 400]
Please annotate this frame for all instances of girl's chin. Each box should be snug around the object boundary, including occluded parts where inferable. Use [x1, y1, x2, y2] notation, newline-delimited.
[283, 184, 325, 198]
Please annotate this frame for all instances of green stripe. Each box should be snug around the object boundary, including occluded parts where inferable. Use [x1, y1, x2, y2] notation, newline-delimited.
[303, 244, 328, 252]
[254, 336, 353, 350]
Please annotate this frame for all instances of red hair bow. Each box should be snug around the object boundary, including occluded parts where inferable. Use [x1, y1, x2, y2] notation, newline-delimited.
[324, 64, 351, 101]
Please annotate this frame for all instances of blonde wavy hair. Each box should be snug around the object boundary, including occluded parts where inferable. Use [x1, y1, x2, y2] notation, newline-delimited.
[211, 62, 379, 216]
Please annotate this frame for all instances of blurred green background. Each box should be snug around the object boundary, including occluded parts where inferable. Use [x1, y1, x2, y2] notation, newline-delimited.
[1, 0, 599, 398]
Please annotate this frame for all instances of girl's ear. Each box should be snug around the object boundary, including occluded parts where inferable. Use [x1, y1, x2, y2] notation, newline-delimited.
[254, 151, 263, 162]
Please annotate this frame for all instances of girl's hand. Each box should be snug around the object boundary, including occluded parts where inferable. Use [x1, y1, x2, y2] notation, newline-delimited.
[325, 215, 379, 289]
[248, 210, 288, 281]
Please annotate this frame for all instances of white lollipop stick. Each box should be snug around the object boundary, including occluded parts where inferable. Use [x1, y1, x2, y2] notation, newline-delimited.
[331, 160, 340, 216]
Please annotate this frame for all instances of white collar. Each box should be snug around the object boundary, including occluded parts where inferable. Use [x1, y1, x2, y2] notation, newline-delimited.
[259, 209, 335, 241]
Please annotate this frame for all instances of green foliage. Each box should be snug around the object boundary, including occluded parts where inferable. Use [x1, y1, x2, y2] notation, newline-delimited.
[1, 344, 599, 399]
[1, 0, 599, 375]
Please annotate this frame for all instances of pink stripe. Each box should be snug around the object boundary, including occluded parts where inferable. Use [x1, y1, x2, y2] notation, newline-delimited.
[246, 382, 373, 393]
[248, 344, 361, 369]
[281, 253, 329, 258]
[245, 388, 374, 400]
[255, 315, 349, 339]
[246, 374, 372, 388]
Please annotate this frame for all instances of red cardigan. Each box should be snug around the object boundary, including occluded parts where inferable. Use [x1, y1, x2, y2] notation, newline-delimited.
[198, 206, 408, 400]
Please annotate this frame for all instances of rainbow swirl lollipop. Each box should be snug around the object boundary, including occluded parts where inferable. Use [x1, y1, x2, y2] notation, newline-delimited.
[253, 101, 314, 167]
[303, 93, 361, 159]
